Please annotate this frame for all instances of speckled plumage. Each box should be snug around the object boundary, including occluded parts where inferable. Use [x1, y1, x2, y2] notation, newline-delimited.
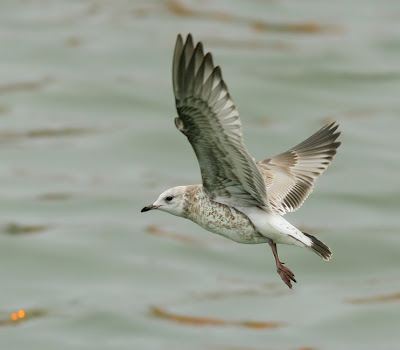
[182, 185, 267, 244]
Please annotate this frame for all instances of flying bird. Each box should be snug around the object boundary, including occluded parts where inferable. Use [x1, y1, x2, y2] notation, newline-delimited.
[142, 34, 341, 288]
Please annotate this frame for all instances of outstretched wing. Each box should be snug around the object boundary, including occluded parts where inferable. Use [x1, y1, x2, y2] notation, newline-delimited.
[173, 34, 270, 211]
[257, 122, 341, 215]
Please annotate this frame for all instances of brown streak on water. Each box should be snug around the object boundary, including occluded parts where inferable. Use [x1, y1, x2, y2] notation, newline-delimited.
[0, 308, 47, 326]
[346, 292, 400, 304]
[150, 305, 284, 329]
[3, 223, 49, 235]
[146, 225, 210, 245]
[166, 0, 340, 34]
[0, 77, 53, 94]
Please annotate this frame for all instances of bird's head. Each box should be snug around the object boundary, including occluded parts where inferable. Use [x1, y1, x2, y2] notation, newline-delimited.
[141, 186, 186, 217]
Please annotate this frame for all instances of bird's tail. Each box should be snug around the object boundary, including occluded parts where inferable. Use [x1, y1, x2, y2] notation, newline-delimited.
[302, 232, 332, 261]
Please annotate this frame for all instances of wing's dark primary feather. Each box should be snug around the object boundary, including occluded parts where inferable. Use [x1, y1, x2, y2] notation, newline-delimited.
[257, 122, 341, 215]
[173, 34, 271, 210]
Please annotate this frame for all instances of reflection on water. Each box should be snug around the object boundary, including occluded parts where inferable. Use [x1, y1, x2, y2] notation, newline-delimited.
[150, 305, 283, 329]
[0, 0, 399, 349]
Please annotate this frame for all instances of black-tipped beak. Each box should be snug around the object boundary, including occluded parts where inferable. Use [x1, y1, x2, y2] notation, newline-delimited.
[141, 205, 159, 212]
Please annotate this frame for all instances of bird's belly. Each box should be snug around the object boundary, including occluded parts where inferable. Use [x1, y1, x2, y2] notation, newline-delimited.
[238, 206, 305, 246]
[193, 202, 267, 244]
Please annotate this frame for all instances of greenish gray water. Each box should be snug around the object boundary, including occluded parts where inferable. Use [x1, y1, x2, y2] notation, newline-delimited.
[0, 1, 399, 349]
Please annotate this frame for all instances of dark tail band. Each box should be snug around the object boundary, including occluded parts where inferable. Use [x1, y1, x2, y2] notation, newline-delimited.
[303, 232, 332, 261]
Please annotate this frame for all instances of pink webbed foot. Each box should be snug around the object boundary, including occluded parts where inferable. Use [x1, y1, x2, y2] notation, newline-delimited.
[277, 262, 297, 289]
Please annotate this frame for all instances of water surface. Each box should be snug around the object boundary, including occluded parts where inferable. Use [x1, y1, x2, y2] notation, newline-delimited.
[0, 1, 399, 349]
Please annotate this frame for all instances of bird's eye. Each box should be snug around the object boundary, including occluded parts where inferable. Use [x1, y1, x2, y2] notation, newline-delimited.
[166, 196, 174, 202]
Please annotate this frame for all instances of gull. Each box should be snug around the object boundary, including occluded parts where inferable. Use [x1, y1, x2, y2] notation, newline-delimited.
[141, 34, 341, 288]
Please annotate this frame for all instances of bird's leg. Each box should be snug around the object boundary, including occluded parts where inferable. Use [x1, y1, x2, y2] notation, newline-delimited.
[268, 240, 297, 289]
